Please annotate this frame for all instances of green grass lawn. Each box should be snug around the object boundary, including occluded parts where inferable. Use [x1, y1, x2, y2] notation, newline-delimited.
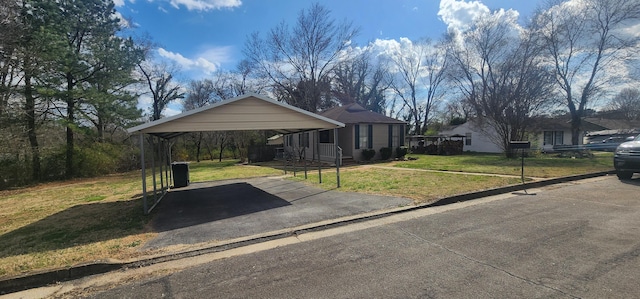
[391, 152, 614, 178]
[0, 154, 614, 278]
[290, 167, 522, 203]
[0, 160, 283, 278]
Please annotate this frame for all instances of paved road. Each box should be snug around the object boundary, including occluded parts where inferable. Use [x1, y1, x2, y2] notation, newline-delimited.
[18, 175, 640, 298]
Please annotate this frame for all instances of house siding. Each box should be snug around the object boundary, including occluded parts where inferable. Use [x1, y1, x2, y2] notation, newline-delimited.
[536, 130, 582, 152]
[352, 123, 402, 161]
[441, 122, 502, 153]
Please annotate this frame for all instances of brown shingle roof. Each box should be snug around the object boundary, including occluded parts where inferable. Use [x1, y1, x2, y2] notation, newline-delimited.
[319, 103, 405, 124]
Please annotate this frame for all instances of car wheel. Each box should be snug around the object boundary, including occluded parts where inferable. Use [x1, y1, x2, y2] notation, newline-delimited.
[616, 171, 633, 180]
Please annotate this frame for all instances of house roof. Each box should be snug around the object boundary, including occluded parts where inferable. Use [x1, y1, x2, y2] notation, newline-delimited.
[319, 103, 405, 125]
[583, 117, 640, 131]
[530, 117, 605, 132]
[127, 93, 345, 139]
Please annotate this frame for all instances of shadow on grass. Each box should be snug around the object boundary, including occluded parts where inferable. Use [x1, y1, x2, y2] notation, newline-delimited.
[0, 182, 293, 259]
[151, 183, 291, 232]
[0, 199, 150, 259]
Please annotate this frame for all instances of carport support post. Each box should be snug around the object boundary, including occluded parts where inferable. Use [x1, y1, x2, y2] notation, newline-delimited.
[151, 136, 157, 204]
[168, 141, 173, 188]
[335, 128, 340, 188]
[140, 133, 148, 214]
[158, 138, 164, 191]
[164, 141, 169, 189]
[316, 129, 322, 183]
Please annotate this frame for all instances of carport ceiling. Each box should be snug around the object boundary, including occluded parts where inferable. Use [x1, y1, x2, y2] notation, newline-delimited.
[127, 93, 345, 138]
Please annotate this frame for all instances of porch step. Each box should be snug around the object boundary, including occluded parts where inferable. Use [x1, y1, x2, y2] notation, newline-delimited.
[340, 156, 356, 166]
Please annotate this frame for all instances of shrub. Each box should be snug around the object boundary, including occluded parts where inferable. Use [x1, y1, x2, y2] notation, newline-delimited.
[379, 147, 393, 160]
[361, 149, 376, 161]
[396, 146, 408, 159]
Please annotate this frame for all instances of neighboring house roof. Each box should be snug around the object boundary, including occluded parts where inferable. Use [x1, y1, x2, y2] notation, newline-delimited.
[583, 117, 640, 131]
[531, 117, 604, 132]
[268, 134, 283, 141]
[586, 128, 640, 137]
[531, 116, 640, 133]
[319, 103, 405, 125]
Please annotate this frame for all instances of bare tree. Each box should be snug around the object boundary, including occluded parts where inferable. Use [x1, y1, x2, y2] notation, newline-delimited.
[387, 38, 448, 134]
[533, 0, 640, 144]
[244, 3, 358, 112]
[137, 62, 184, 120]
[183, 79, 217, 162]
[606, 88, 640, 121]
[447, 11, 555, 154]
[332, 48, 390, 114]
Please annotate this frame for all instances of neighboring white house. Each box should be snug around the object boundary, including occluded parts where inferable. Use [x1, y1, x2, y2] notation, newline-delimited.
[438, 117, 615, 154]
[439, 121, 503, 153]
[267, 134, 283, 145]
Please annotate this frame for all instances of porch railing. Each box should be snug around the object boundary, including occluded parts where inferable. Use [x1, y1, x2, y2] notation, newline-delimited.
[319, 143, 336, 161]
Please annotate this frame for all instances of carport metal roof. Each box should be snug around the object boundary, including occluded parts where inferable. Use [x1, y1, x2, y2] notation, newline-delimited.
[127, 93, 345, 138]
[128, 93, 345, 214]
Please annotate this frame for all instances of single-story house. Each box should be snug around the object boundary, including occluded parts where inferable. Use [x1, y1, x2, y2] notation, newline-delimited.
[582, 118, 640, 143]
[267, 134, 283, 145]
[437, 116, 640, 154]
[285, 103, 406, 163]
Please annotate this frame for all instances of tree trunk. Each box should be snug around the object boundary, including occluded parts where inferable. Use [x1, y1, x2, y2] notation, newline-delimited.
[218, 144, 224, 162]
[571, 114, 581, 145]
[66, 73, 75, 178]
[195, 132, 202, 162]
[24, 71, 40, 181]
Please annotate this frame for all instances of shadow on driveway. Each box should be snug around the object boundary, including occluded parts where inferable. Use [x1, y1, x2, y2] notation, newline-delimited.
[151, 182, 292, 232]
[144, 177, 412, 249]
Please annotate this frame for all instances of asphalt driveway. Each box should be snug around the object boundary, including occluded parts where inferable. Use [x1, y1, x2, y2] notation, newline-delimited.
[144, 176, 412, 249]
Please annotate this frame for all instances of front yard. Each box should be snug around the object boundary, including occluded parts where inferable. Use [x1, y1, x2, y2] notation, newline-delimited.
[0, 153, 614, 278]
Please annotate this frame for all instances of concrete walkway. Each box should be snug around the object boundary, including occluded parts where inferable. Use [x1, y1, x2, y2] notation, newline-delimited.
[360, 164, 547, 180]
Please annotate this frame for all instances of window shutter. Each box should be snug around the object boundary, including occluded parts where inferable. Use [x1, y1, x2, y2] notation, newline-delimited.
[388, 125, 393, 147]
[355, 125, 360, 149]
[368, 125, 373, 149]
[399, 125, 405, 146]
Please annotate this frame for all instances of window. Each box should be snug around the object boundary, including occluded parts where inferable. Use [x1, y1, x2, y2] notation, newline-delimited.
[319, 130, 334, 143]
[390, 125, 399, 148]
[465, 133, 472, 146]
[360, 125, 369, 148]
[387, 125, 405, 147]
[355, 124, 373, 149]
[298, 132, 309, 148]
[554, 131, 563, 145]
[286, 135, 293, 146]
[544, 131, 564, 145]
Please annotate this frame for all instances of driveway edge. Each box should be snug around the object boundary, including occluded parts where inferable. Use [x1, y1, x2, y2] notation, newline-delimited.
[0, 170, 615, 295]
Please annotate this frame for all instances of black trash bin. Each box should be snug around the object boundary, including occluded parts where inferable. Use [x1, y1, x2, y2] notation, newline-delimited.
[172, 162, 190, 188]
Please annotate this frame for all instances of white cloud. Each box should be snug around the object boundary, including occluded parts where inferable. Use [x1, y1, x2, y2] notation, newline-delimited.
[113, 0, 126, 6]
[157, 46, 233, 76]
[370, 38, 402, 57]
[438, 0, 491, 33]
[167, 0, 241, 11]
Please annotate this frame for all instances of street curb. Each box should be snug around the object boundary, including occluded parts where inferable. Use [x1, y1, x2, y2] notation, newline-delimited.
[0, 170, 615, 295]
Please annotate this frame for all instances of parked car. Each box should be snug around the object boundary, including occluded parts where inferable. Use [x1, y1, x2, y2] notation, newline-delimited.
[614, 134, 640, 180]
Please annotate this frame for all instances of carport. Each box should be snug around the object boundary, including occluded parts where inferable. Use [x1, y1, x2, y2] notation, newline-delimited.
[127, 93, 345, 214]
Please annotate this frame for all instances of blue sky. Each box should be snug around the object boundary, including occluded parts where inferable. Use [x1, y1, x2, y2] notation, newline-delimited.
[115, 0, 543, 79]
